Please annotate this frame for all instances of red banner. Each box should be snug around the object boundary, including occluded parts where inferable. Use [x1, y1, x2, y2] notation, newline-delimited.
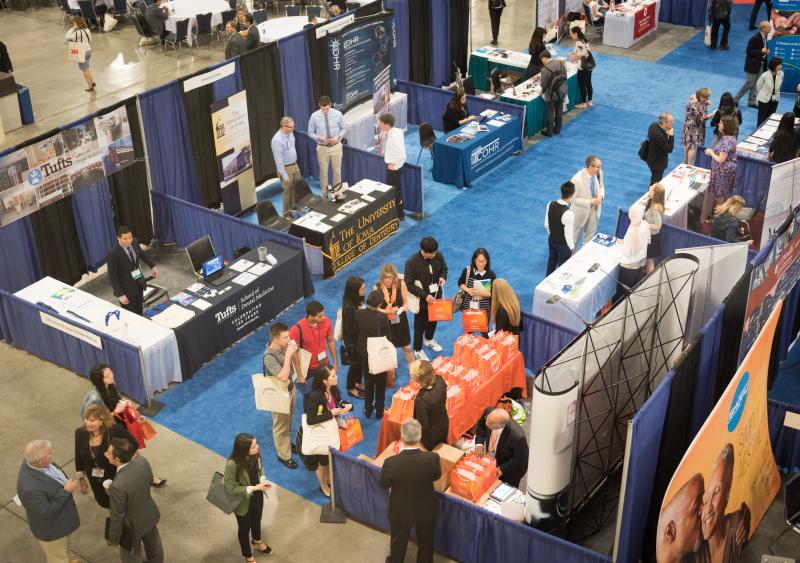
[633, 2, 657, 40]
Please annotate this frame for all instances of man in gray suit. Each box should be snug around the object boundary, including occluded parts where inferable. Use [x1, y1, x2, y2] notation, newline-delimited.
[569, 154, 605, 251]
[244, 13, 261, 51]
[224, 21, 246, 59]
[106, 438, 164, 563]
[17, 439, 81, 563]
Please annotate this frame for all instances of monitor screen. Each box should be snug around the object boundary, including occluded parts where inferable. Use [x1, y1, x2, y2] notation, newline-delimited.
[187, 235, 216, 273]
[202, 255, 224, 277]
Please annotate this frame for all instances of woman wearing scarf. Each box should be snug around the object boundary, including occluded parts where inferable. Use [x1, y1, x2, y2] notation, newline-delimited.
[616, 205, 651, 301]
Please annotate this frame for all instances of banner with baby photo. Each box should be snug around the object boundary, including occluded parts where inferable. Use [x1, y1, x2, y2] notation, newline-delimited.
[770, 0, 800, 92]
[654, 303, 782, 563]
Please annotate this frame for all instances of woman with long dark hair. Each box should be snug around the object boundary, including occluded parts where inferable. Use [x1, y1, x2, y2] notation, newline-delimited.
[568, 26, 593, 108]
[342, 276, 365, 399]
[224, 433, 273, 562]
[526, 27, 548, 78]
[355, 290, 392, 419]
[769, 112, 799, 163]
[458, 248, 496, 336]
[756, 57, 784, 126]
[709, 92, 742, 146]
[443, 88, 477, 132]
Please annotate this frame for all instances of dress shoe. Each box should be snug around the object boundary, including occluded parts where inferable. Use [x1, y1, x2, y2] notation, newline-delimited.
[720, 45, 729, 50]
[277, 457, 298, 469]
[291, 443, 298, 454]
[348, 389, 365, 399]
[364, 409, 373, 419]
[150, 478, 167, 488]
[541, 131, 553, 137]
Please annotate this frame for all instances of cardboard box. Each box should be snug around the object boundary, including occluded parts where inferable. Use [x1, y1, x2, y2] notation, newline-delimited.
[368, 441, 465, 492]
[445, 479, 503, 507]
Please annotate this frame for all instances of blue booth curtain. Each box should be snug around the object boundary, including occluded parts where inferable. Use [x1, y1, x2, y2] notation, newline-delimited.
[279, 31, 315, 137]
[71, 178, 117, 272]
[210, 59, 244, 102]
[429, 0, 451, 87]
[695, 149, 772, 211]
[659, 0, 707, 27]
[138, 82, 201, 204]
[768, 398, 800, 470]
[616, 371, 674, 563]
[520, 311, 579, 374]
[691, 303, 725, 439]
[0, 217, 42, 294]
[384, 0, 410, 83]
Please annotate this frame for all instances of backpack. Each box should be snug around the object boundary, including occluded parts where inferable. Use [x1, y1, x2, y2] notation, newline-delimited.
[638, 139, 650, 161]
[582, 48, 596, 71]
[711, 0, 731, 20]
[545, 62, 567, 101]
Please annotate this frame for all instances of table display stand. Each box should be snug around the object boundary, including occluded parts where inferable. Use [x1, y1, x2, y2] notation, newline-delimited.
[321, 450, 348, 523]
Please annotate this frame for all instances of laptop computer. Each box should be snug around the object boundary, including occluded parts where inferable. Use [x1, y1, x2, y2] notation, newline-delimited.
[201, 255, 237, 287]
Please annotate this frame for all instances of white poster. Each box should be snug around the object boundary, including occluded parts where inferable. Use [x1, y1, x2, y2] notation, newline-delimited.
[211, 90, 255, 216]
[761, 158, 800, 243]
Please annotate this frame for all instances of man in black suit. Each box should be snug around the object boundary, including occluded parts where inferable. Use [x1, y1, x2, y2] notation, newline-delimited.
[646, 112, 675, 185]
[145, 0, 169, 40]
[379, 418, 441, 563]
[734, 21, 771, 108]
[106, 438, 164, 563]
[107, 225, 157, 317]
[244, 13, 260, 51]
[474, 407, 529, 488]
[748, 0, 772, 31]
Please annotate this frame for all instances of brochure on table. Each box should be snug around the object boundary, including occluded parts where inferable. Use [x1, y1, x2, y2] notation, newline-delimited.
[635, 164, 710, 219]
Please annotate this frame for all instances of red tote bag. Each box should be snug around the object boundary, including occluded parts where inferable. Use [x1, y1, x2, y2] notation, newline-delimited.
[427, 299, 453, 322]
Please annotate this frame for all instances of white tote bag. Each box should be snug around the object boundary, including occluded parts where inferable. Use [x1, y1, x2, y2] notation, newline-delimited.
[301, 414, 340, 455]
[251, 374, 291, 414]
[704, 25, 711, 47]
[367, 335, 398, 374]
[67, 41, 88, 63]
[104, 13, 119, 32]
[333, 308, 343, 341]
[404, 278, 424, 315]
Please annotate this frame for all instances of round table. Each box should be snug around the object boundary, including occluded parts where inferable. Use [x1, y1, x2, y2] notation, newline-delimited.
[257, 16, 324, 43]
[163, 0, 231, 39]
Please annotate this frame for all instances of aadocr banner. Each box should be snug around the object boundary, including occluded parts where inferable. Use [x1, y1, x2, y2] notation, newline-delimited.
[655, 303, 782, 563]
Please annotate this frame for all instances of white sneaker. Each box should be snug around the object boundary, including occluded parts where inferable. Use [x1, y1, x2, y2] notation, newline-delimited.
[425, 339, 443, 353]
[414, 349, 429, 361]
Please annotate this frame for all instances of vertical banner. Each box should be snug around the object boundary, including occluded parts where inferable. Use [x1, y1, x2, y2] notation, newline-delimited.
[373, 64, 392, 153]
[655, 303, 782, 563]
[761, 158, 800, 243]
[210, 91, 256, 216]
[769, 1, 800, 92]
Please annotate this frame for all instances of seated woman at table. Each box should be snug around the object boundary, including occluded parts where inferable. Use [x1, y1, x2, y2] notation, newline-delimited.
[616, 205, 650, 301]
[583, 0, 608, 26]
[525, 27, 548, 78]
[644, 183, 665, 275]
[769, 112, 799, 163]
[711, 195, 746, 243]
[302, 366, 351, 496]
[490, 278, 522, 336]
[443, 88, 477, 133]
[411, 360, 448, 451]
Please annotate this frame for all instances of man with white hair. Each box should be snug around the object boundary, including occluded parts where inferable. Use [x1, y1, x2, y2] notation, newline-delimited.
[16, 440, 81, 563]
[474, 407, 529, 488]
[379, 418, 441, 563]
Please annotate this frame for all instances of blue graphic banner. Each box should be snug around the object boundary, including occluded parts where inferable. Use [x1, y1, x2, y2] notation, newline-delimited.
[771, 1, 800, 91]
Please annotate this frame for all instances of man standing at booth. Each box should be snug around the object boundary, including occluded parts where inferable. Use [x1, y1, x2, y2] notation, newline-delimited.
[107, 225, 157, 316]
[271, 116, 302, 218]
[570, 155, 605, 250]
[378, 113, 406, 220]
[308, 95, 346, 198]
[474, 407, 529, 488]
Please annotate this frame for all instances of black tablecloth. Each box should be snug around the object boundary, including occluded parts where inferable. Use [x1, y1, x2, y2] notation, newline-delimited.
[289, 187, 401, 278]
[170, 242, 310, 377]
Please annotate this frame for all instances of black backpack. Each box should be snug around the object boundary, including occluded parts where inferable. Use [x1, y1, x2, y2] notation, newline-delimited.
[638, 139, 649, 161]
[548, 66, 568, 102]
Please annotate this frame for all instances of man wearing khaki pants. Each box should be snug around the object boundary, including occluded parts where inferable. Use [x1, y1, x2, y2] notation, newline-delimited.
[262, 323, 299, 469]
[271, 116, 303, 218]
[308, 95, 346, 197]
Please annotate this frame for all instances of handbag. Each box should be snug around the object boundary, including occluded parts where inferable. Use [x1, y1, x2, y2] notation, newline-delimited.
[120, 404, 147, 449]
[405, 278, 423, 314]
[141, 420, 157, 441]
[704, 25, 711, 47]
[301, 414, 340, 456]
[333, 308, 343, 341]
[638, 139, 649, 161]
[337, 416, 364, 452]
[462, 310, 488, 333]
[205, 471, 243, 514]
[251, 374, 292, 413]
[103, 13, 119, 32]
[367, 335, 398, 374]
[451, 266, 471, 312]
[428, 298, 453, 322]
[67, 41, 88, 63]
[582, 49, 596, 71]
[340, 343, 358, 366]
[292, 322, 313, 379]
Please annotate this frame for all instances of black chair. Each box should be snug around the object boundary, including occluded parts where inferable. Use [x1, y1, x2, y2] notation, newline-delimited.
[582, 5, 603, 34]
[294, 178, 324, 207]
[253, 8, 267, 23]
[164, 18, 191, 52]
[194, 12, 213, 46]
[112, 0, 127, 17]
[768, 473, 800, 555]
[416, 122, 436, 164]
[77, 0, 98, 28]
[286, 4, 300, 16]
[129, 13, 155, 45]
[134, 0, 146, 15]
[306, 5, 321, 17]
[256, 200, 292, 231]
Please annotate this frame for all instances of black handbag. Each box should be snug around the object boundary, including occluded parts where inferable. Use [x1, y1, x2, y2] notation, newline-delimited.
[638, 139, 649, 161]
[451, 266, 471, 312]
[340, 344, 358, 366]
[582, 49, 596, 71]
[205, 471, 244, 514]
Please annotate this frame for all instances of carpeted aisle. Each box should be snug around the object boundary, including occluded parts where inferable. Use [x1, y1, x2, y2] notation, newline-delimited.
[152, 5, 798, 505]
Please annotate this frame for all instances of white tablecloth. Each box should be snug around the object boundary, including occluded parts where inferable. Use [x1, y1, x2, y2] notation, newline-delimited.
[258, 16, 317, 43]
[163, 0, 230, 34]
[603, 0, 660, 49]
[14, 276, 182, 399]
[736, 112, 794, 161]
[632, 164, 710, 229]
[343, 92, 408, 151]
[533, 235, 622, 332]
[67, 0, 113, 10]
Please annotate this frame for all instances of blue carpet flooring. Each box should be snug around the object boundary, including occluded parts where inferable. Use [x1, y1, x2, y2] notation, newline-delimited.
[153, 4, 800, 506]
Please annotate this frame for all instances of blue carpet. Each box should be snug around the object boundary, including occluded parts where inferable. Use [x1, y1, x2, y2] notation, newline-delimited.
[152, 14, 800, 505]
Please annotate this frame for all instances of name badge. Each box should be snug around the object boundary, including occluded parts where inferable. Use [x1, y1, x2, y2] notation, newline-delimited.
[469, 300, 480, 310]
[390, 314, 400, 325]
[317, 351, 327, 362]
[91, 467, 105, 478]
[429, 283, 439, 294]
[131, 268, 143, 280]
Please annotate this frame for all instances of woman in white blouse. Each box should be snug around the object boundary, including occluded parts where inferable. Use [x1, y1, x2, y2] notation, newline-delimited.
[616, 205, 650, 301]
[65, 15, 95, 92]
[756, 56, 783, 126]
[568, 26, 593, 108]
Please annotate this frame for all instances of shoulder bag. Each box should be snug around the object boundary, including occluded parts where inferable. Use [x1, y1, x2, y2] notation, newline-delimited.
[582, 48, 596, 71]
[251, 373, 291, 414]
[206, 471, 244, 514]
[367, 314, 398, 374]
[67, 28, 89, 63]
[292, 322, 313, 378]
[451, 267, 470, 312]
[301, 413, 341, 455]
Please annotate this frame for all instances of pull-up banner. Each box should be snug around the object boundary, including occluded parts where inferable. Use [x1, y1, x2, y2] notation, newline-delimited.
[326, 12, 396, 113]
[770, 1, 800, 91]
[210, 90, 256, 216]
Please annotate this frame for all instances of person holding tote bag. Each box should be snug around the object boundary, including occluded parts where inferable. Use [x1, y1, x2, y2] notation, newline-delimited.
[356, 290, 393, 419]
[341, 276, 366, 399]
[223, 433, 273, 562]
[302, 366, 352, 496]
[65, 15, 95, 92]
[375, 263, 415, 389]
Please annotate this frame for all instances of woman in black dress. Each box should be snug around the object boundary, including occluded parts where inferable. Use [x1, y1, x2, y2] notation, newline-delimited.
[342, 276, 366, 399]
[355, 291, 392, 418]
[411, 360, 448, 451]
[769, 112, 799, 163]
[75, 403, 138, 509]
[302, 366, 352, 496]
[458, 248, 496, 335]
[376, 263, 414, 383]
[443, 88, 477, 132]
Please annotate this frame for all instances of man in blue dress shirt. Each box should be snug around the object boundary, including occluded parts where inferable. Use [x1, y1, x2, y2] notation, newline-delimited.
[308, 95, 347, 197]
[271, 116, 302, 218]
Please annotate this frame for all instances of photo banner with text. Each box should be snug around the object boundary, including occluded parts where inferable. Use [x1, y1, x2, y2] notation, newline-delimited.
[326, 12, 396, 113]
[761, 158, 799, 243]
[655, 303, 782, 563]
[211, 90, 256, 216]
[769, 1, 800, 92]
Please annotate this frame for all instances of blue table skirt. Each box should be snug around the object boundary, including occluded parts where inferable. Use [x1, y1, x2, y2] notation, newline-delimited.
[432, 116, 522, 187]
[695, 148, 772, 211]
[501, 74, 580, 137]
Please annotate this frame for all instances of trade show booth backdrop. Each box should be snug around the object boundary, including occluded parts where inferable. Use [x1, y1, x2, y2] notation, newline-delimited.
[658, 0, 707, 27]
[696, 147, 772, 211]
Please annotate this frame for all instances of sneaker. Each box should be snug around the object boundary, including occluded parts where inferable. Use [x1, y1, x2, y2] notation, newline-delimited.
[425, 339, 443, 353]
[413, 349, 429, 361]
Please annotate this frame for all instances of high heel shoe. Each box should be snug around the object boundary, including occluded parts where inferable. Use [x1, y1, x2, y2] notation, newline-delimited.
[251, 540, 272, 555]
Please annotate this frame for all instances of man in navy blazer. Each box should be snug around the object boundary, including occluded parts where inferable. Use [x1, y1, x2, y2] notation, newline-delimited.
[17, 440, 80, 562]
[107, 225, 157, 316]
[734, 21, 772, 108]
